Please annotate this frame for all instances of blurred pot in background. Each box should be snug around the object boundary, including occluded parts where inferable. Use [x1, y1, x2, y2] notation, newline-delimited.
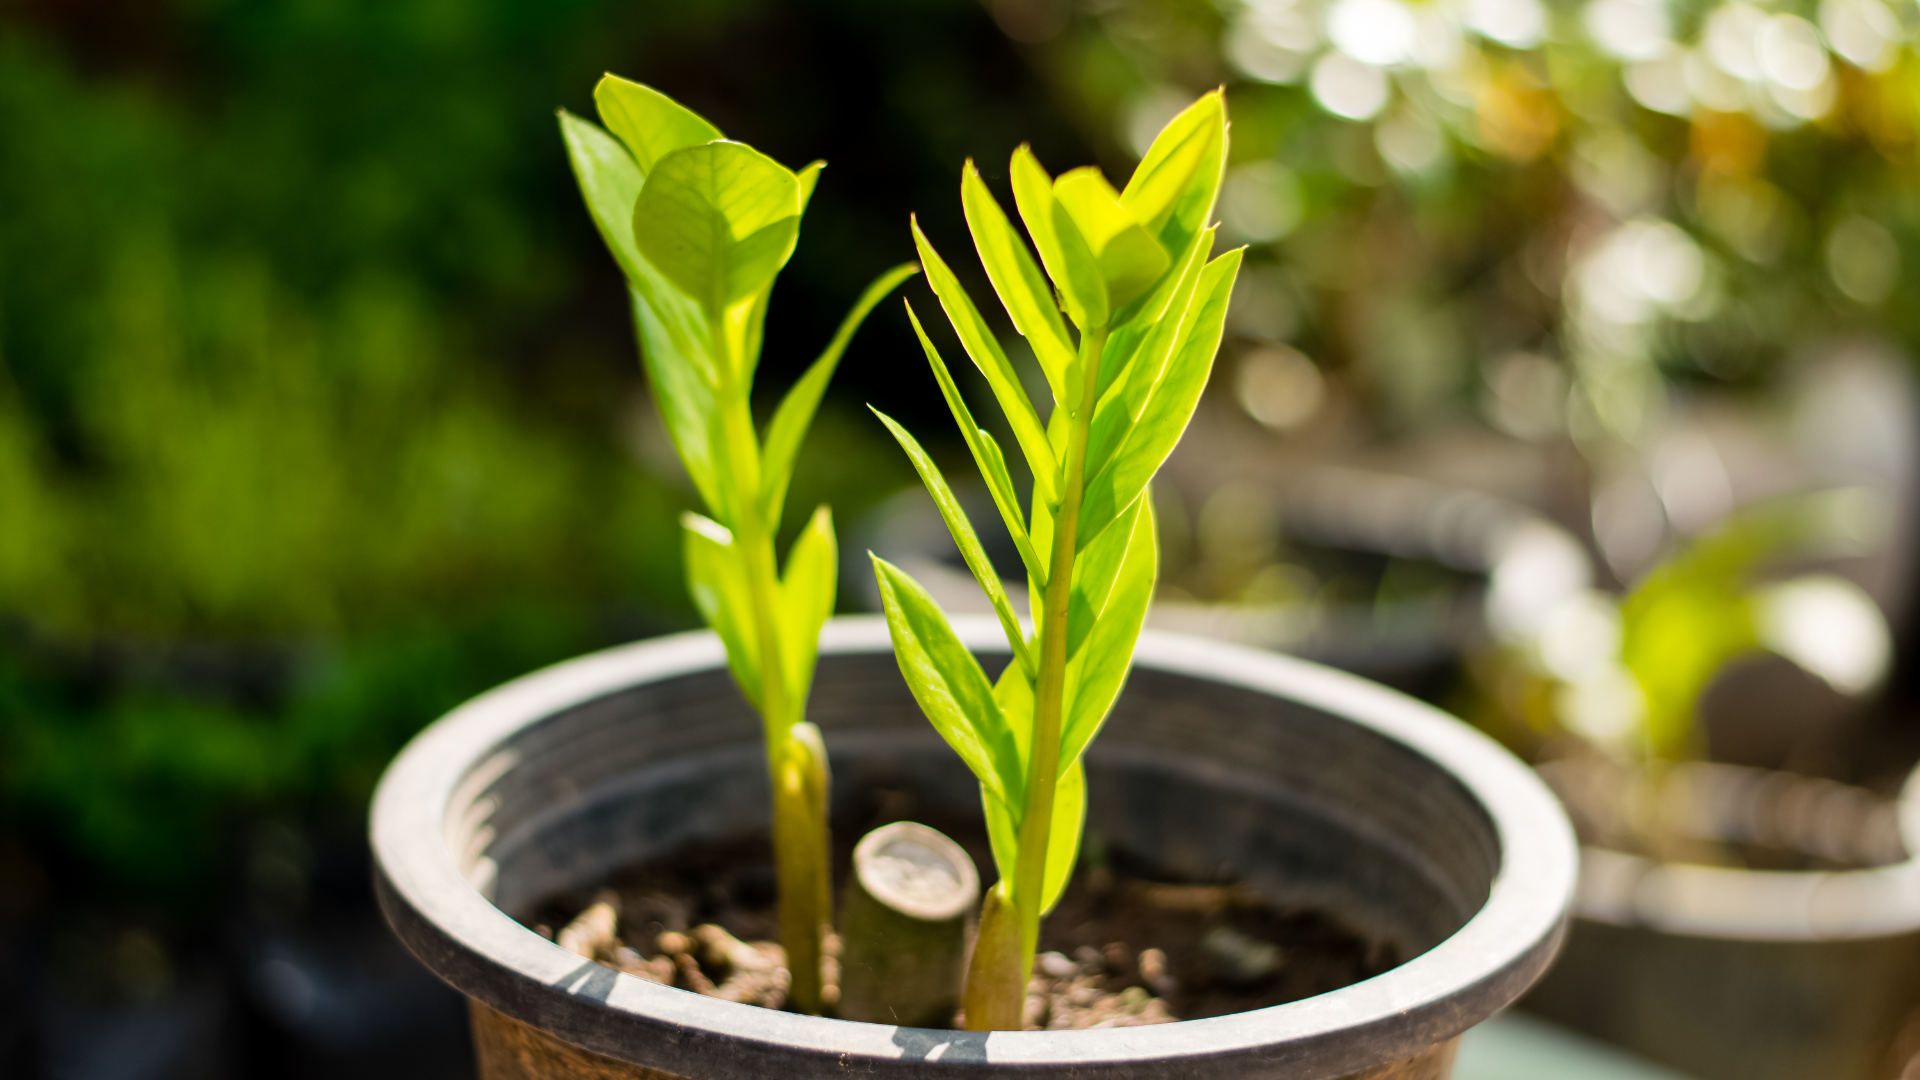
[1466, 492, 1918, 1078]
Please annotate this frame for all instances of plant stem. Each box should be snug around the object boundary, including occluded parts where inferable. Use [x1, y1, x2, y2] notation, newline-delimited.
[718, 345, 830, 1015]
[972, 323, 1109, 1030]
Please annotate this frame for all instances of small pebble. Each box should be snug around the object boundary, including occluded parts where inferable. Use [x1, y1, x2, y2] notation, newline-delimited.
[1038, 951, 1077, 979]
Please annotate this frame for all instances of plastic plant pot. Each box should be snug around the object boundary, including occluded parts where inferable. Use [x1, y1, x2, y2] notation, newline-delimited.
[370, 616, 1576, 1079]
[1523, 759, 1920, 1080]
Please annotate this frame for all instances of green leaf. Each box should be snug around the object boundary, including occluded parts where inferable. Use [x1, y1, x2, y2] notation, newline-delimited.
[631, 288, 725, 516]
[1085, 227, 1212, 481]
[962, 161, 1074, 404]
[1041, 756, 1086, 914]
[1052, 168, 1170, 313]
[1010, 145, 1108, 331]
[633, 141, 801, 314]
[559, 111, 646, 284]
[909, 221, 1058, 504]
[779, 505, 837, 708]
[594, 75, 723, 175]
[796, 160, 825, 211]
[902, 302, 1047, 587]
[1078, 246, 1241, 549]
[1089, 222, 1212, 410]
[1119, 91, 1227, 262]
[870, 555, 1026, 807]
[683, 513, 761, 709]
[1060, 496, 1157, 769]
[981, 783, 1020, 896]
[760, 262, 920, 524]
[872, 409, 1036, 678]
[1064, 497, 1145, 663]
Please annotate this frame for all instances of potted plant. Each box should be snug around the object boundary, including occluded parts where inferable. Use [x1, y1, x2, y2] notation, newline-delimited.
[371, 78, 1577, 1078]
[1466, 493, 1920, 1080]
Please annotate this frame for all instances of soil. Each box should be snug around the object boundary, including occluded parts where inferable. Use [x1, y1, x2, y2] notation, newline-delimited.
[522, 821, 1399, 1031]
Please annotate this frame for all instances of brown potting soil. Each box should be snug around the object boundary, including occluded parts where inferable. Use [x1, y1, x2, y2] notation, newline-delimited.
[522, 827, 1399, 1031]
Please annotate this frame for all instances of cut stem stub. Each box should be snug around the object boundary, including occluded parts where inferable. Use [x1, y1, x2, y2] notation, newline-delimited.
[836, 821, 980, 1027]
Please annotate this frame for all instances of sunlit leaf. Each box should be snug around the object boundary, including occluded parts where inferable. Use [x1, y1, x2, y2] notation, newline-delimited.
[559, 111, 646, 283]
[1078, 246, 1241, 549]
[872, 409, 1036, 678]
[1085, 227, 1212, 482]
[1064, 497, 1145, 663]
[1041, 757, 1085, 914]
[910, 221, 1058, 502]
[1060, 498, 1156, 768]
[634, 141, 801, 314]
[1053, 167, 1170, 313]
[902, 302, 1047, 586]
[683, 513, 760, 708]
[871, 555, 1026, 807]
[1011, 146, 1108, 331]
[594, 75, 723, 175]
[1119, 91, 1227, 263]
[761, 262, 919, 524]
[962, 161, 1075, 403]
[779, 506, 837, 707]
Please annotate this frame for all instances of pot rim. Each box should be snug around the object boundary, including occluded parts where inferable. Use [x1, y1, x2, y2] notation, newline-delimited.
[1571, 763, 1920, 942]
[372, 616, 1575, 1076]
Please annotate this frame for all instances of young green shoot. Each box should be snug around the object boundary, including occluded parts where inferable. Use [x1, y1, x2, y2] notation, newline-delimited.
[561, 75, 916, 1015]
[870, 94, 1238, 1029]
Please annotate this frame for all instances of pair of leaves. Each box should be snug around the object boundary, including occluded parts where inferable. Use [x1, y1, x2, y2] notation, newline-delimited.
[686, 506, 838, 718]
[564, 76, 913, 535]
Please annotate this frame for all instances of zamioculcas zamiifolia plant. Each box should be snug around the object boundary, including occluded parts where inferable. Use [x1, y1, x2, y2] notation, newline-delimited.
[560, 75, 916, 1015]
[870, 93, 1238, 1030]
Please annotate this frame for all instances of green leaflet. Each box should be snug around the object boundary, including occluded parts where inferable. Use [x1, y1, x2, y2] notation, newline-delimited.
[595, 75, 723, 175]
[1119, 91, 1228, 265]
[559, 111, 647, 284]
[760, 262, 920, 525]
[961, 161, 1074, 404]
[902, 302, 1047, 586]
[871, 409, 1036, 678]
[779, 506, 837, 709]
[871, 555, 1027, 809]
[1077, 246, 1242, 550]
[1063, 496, 1145, 664]
[631, 288, 725, 521]
[634, 141, 802, 316]
[981, 754, 1084, 916]
[909, 220, 1057, 505]
[1052, 168, 1170, 315]
[1084, 226, 1213, 483]
[682, 513, 761, 709]
[1010, 146, 1108, 332]
[1060, 497, 1157, 770]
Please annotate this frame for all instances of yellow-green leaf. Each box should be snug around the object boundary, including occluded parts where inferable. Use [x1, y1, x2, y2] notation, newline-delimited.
[634, 141, 801, 314]
[682, 513, 761, 708]
[872, 408, 1036, 678]
[909, 225, 1058, 504]
[594, 75, 723, 176]
[962, 161, 1074, 404]
[779, 506, 837, 708]
[870, 555, 1026, 808]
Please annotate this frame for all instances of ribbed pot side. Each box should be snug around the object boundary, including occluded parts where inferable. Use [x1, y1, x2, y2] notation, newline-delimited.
[1523, 762, 1920, 1080]
[371, 616, 1576, 1080]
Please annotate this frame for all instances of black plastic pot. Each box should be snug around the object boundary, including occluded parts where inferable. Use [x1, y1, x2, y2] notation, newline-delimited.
[1523, 760, 1920, 1080]
[370, 617, 1575, 1079]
